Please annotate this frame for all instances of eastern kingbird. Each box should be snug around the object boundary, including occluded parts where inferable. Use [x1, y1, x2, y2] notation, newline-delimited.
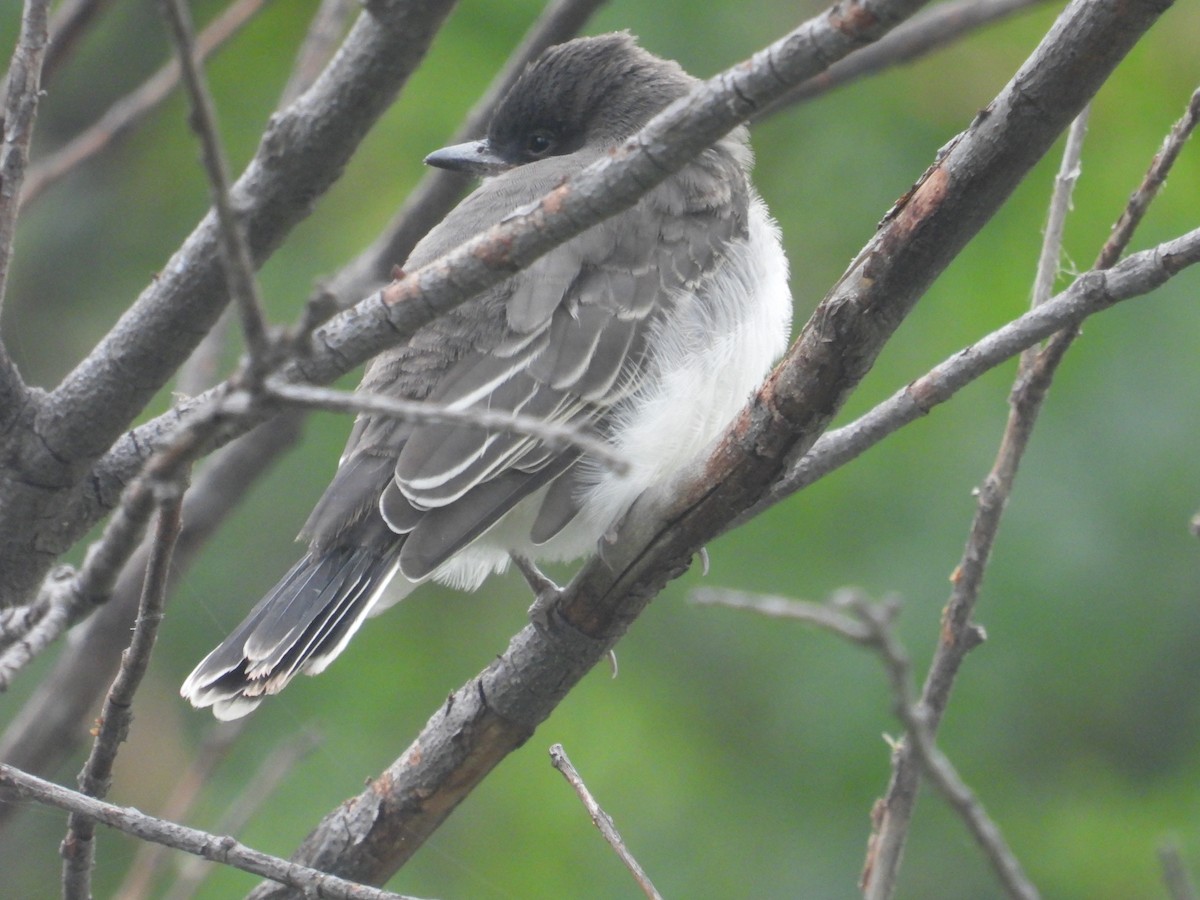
[182, 32, 793, 719]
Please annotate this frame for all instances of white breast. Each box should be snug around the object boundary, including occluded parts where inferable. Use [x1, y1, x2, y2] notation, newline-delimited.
[430, 192, 792, 590]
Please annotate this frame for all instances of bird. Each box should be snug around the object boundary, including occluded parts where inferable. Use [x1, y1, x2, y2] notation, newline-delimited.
[181, 32, 793, 719]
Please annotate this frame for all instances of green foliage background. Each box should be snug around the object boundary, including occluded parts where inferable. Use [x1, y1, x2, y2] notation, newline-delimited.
[1, 1, 1199, 897]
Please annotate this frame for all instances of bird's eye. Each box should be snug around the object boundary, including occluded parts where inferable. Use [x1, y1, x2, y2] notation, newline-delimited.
[526, 131, 555, 156]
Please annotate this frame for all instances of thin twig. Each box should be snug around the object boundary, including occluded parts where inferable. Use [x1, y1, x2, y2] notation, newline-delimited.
[697, 588, 1035, 898]
[279, 0, 356, 106]
[1160, 842, 1200, 900]
[159, 0, 273, 379]
[0, 398, 226, 689]
[264, 379, 629, 474]
[861, 106, 1092, 900]
[549, 744, 663, 900]
[1030, 105, 1090, 314]
[0, 764, 422, 900]
[116, 720, 249, 900]
[164, 728, 324, 900]
[0, 412, 302, 832]
[1097, 84, 1200, 270]
[42, 0, 116, 83]
[21, 0, 270, 207]
[690, 587, 873, 643]
[62, 489, 186, 900]
[841, 595, 1037, 900]
[755, 0, 1052, 122]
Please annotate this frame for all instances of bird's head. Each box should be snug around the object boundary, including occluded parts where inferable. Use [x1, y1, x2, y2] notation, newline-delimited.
[425, 32, 695, 177]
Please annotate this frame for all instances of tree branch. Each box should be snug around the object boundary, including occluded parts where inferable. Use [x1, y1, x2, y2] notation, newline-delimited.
[0, 414, 302, 830]
[0, 764, 421, 900]
[85, 0, 939, 584]
[159, 0, 272, 378]
[863, 75, 1200, 896]
[20, 0, 270, 208]
[240, 2, 1176, 891]
[278, 0, 356, 107]
[755, 0, 1054, 122]
[0, 0, 47, 423]
[549, 744, 663, 900]
[324, 0, 614, 303]
[0, 0, 459, 608]
[694, 588, 1035, 898]
[62, 490, 184, 900]
[265, 380, 628, 474]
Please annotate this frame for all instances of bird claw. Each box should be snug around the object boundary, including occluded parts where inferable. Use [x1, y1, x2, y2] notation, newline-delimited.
[510, 554, 562, 629]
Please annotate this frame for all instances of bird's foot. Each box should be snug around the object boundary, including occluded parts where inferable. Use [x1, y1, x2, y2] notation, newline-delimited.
[511, 553, 562, 630]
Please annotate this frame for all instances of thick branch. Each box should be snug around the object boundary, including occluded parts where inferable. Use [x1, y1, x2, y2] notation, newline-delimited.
[245, 1, 1175, 890]
[0, 0, 48, 421]
[86, 0, 936, 589]
[0, 0, 458, 607]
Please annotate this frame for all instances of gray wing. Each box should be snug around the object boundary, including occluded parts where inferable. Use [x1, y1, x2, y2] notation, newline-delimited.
[304, 142, 750, 580]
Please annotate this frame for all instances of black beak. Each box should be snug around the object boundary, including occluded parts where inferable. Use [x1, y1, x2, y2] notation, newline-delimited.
[424, 139, 512, 177]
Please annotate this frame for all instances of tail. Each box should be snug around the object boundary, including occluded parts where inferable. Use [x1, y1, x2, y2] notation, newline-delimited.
[181, 545, 408, 720]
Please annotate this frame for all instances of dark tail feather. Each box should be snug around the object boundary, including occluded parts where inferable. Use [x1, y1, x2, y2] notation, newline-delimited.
[181, 546, 406, 720]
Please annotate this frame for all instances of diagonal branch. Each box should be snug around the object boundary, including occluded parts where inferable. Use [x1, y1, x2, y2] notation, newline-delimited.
[86, 0, 940, 567]
[20, 0, 271, 208]
[159, 0, 272, 377]
[0, 764, 421, 900]
[863, 76, 1200, 896]
[326, 0, 614, 302]
[62, 490, 185, 900]
[0, 0, 460, 608]
[265, 380, 628, 473]
[241, 2, 1176, 891]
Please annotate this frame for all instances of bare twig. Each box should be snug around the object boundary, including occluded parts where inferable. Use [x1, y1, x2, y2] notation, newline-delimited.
[1097, 84, 1200, 270]
[0, 411, 302, 831]
[42, 0, 117, 84]
[740, 223, 1200, 527]
[549, 744, 663, 900]
[1160, 842, 1200, 900]
[0, 764, 422, 900]
[1030, 106, 1090, 313]
[160, 0, 273, 379]
[62, 490, 186, 900]
[862, 106, 1092, 900]
[21, 0, 270, 207]
[862, 77, 1200, 896]
[0, 0, 48, 411]
[164, 728, 324, 900]
[756, 0, 1053, 121]
[117, 721, 249, 900]
[279, 0, 356, 106]
[845, 596, 1037, 900]
[264, 379, 629, 474]
[697, 587, 1036, 897]
[0, 394, 231, 689]
[690, 586, 873, 643]
[0, 487, 156, 687]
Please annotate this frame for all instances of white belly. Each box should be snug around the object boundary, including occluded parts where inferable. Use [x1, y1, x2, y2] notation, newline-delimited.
[428, 193, 792, 591]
